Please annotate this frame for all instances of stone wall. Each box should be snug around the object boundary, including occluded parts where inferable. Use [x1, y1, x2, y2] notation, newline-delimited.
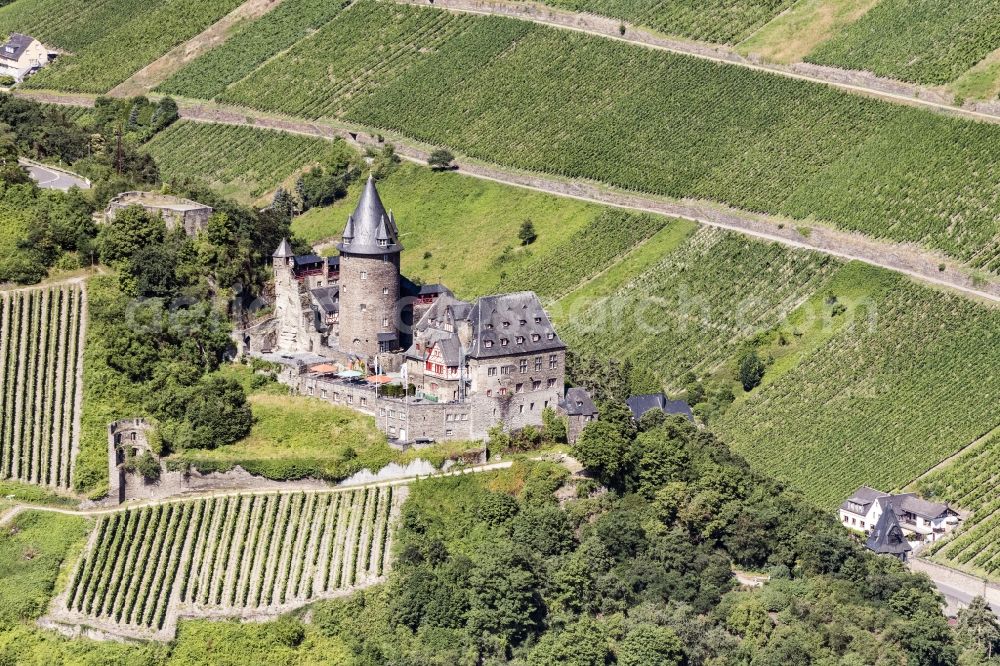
[107, 418, 154, 504]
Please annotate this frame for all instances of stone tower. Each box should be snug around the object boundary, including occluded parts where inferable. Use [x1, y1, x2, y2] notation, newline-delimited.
[272, 237, 305, 351]
[337, 176, 402, 356]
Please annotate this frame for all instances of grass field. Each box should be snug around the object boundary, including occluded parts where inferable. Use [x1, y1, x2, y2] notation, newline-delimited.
[737, 0, 880, 64]
[167, 365, 476, 482]
[804, 0, 1000, 84]
[716, 264, 1000, 508]
[920, 430, 1000, 581]
[0, 510, 89, 632]
[20, 0, 245, 94]
[294, 162, 623, 299]
[143, 121, 346, 204]
[180, 1, 1000, 272]
[535, 0, 796, 44]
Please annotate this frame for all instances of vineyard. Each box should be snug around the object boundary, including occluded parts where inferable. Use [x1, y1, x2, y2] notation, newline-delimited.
[142, 121, 346, 204]
[717, 276, 1000, 508]
[50, 485, 407, 640]
[157, 0, 351, 100]
[556, 227, 839, 386]
[180, 2, 1000, 271]
[19, 0, 245, 93]
[0, 283, 85, 490]
[217, 2, 476, 118]
[920, 431, 1000, 580]
[536, 0, 795, 43]
[805, 0, 1000, 85]
[0, 0, 161, 52]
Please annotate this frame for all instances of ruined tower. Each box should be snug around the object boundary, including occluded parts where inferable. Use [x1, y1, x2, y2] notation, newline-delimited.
[337, 175, 402, 356]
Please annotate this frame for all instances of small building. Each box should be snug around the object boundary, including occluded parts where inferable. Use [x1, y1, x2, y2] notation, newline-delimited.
[866, 508, 912, 561]
[0, 34, 54, 82]
[840, 486, 958, 544]
[106, 191, 213, 237]
[626, 393, 694, 423]
[560, 387, 598, 443]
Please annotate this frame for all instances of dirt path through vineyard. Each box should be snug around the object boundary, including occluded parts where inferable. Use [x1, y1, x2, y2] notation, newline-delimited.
[109, 0, 285, 98]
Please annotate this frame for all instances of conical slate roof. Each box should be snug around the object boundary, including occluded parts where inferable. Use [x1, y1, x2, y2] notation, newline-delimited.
[337, 175, 402, 255]
[866, 507, 912, 557]
[273, 237, 294, 258]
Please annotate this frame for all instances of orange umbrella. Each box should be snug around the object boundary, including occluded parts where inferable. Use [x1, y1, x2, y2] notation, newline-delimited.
[366, 375, 393, 384]
[310, 363, 339, 374]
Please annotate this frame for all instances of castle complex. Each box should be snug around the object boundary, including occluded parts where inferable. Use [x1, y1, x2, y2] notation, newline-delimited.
[244, 176, 590, 444]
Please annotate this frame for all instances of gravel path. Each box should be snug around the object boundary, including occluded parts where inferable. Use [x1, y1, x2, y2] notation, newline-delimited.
[14, 89, 998, 303]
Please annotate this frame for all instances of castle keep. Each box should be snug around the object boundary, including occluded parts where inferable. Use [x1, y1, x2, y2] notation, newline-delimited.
[245, 176, 578, 444]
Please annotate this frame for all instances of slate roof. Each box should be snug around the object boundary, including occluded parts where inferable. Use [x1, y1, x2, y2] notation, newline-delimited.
[841, 486, 891, 513]
[273, 238, 294, 259]
[626, 394, 694, 422]
[866, 509, 912, 557]
[561, 387, 598, 417]
[327, 256, 340, 269]
[841, 487, 951, 521]
[337, 176, 403, 256]
[310, 286, 339, 315]
[0, 34, 35, 62]
[465, 292, 565, 359]
[400, 277, 452, 299]
[294, 254, 323, 268]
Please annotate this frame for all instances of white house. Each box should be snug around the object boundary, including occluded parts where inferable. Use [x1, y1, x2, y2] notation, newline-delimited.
[840, 486, 958, 544]
[0, 34, 53, 82]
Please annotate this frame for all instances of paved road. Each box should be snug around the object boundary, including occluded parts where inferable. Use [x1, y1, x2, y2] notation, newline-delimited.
[19, 159, 90, 191]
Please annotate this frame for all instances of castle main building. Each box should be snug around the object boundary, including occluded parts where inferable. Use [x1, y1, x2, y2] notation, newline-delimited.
[248, 176, 580, 444]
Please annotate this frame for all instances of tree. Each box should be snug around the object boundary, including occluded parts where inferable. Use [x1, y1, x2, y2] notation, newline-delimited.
[617, 624, 684, 666]
[738, 351, 765, 392]
[133, 451, 161, 482]
[427, 148, 454, 170]
[518, 219, 537, 245]
[574, 420, 630, 487]
[541, 406, 567, 443]
[957, 596, 1000, 659]
[98, 204, 165, 266]
[173, 377, 253, 450]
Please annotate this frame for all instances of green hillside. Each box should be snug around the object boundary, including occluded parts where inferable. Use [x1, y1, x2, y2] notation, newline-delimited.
[143, 121, 346, 204]
[12, 0, 244, 93]
[920, 430, 1000, 580]
[805, 0, 1000, 85]
[165, 1, 1000, 272]
[716, 264, 1000, 507]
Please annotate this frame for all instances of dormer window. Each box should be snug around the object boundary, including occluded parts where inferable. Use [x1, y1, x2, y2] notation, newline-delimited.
[531, 334, 540, 342]
[503, 321, 510, 328]
[519, 320, 526, 326]
[378, 238, 388, 247]
[547, 333, 555, 340]
[516, 336, 524, 344]
[534, 317, 541, 323]
[501, 339, 508, 346]
[485, 340, 493, 348]
[486, 323, 493, 329]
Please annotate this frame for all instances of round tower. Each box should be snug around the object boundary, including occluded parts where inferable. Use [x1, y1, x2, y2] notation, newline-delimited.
[337, 176, 402, 356]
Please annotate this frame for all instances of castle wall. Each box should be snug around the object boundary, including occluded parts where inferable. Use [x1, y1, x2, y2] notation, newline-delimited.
[337, 252, 400, 356]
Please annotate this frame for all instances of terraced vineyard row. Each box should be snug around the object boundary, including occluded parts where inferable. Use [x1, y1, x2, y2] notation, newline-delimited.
[557, 227, 838, 386]
[53, 486, 406, 640]
[0, 283, 85, 490]
[218, 1, 476, 119]
[20, 0, 245, 93]
[0, 0, 169, 52]
[921, 432, 1000, 579]
[717, 278, 1000, 508]
[157, 0, 351, 100]
[535, 0, 796, 43]
[142, 121, 346, 203]
[176, 1, 1000, 271]
[805, 0, 1000, 85]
